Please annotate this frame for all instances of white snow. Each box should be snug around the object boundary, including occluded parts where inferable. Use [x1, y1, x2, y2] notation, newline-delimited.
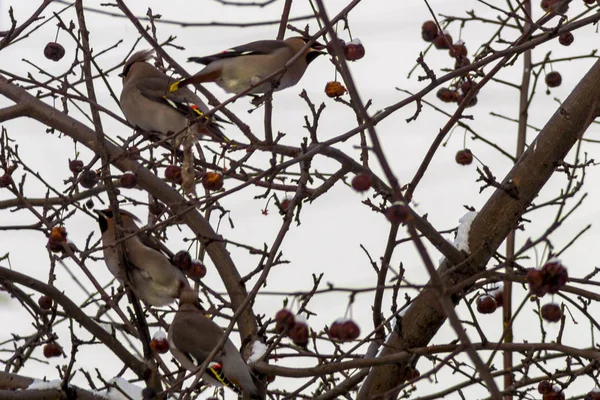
[294, 314, 307, 324]
[348, 38, 362, 45]
[592, 386, 600, 393]
[28, 379, 62, 390]
[454, 211, 478, 253]
[152, 330, 167, 340]
[102, 377, 143, 400]
[248, 340, 267, 363]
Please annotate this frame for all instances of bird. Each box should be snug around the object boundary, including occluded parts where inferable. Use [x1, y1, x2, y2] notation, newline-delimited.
[168, 288, 264, 399]
[169, 37, 326, 95]
[119, 49, 227, 143]
[94, 208, 190, 306]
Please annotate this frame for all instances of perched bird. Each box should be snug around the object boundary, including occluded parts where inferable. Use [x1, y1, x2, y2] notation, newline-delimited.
[119, 49, 226, 142]
[168, 289, 264, 399]
[94, 209, 189, 306]
[169, 37, 326, 94]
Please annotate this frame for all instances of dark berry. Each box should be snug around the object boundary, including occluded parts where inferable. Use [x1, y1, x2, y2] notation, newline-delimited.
[455, 149, 473, 165]
[44, 42, 65, 62]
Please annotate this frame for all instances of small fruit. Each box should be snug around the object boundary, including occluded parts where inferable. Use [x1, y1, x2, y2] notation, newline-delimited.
[351, 174, 371, 192]
[344, 39, 365, 61]
[584, 0, 595, 4]
[584, 389, 600, 400]
[460, 80, 474, 94]
[43, 342, 63, 358]
[275, 309, 295, 333]
[541, 303, 562, 322]
[44, 42, 65, 62]
[85, 199, 94, 209]
[288, 321, 309, 346]
[141, 387, 156, 400]
[421, 21, 438, 42]
[538, 381, 553, 394]
[492, 289, 504, 307]
[328, 320, 343, 340]
[278, 198, 292, 214]
[149, 201, 165, 216]
[558, 32, 574, 46]
[38, 295, 53, 310]
[541, 0, 569, 13]
[385, 202, 409, 224]
[173, 251, 192, 272]
[0, 173, 14, 188]
[454, 56, 471, 70]
[545, 71, 562, 88]
[119, 172, 137, 189]
[69, 159, 84, 174]
[187, 260, 207, 279]
[202, 171, 224, 191]
[80, 170, 98, 189]
[338, 320, 360, 341]
[50, 226, 67, 243]
[164, 165, 182, 184]
[450, 43, 468, 58]
[326, 38, 346, 56]
[455, 149, 473, 165]
[476, 294, 497, 314]
[325, 81, 347, 98]
[457, 94, 478, 108]
[542, 260, 568, 294]
[433, 32, 453, 50]
[150, 338, 169, 354]
[437, 88, 459, 103]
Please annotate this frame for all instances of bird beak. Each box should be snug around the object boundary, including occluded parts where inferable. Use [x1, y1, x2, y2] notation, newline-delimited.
[312, 41, 326, 52]
[118, 72, 124, 78]
[93, 209, 103, 216]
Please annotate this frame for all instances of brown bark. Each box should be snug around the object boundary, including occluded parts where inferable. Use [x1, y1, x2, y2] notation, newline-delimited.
[357, 59, 600, 399]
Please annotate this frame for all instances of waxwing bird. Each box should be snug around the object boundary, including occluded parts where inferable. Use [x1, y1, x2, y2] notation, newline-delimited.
[169, 37, 326, 94]
[94, 209, 190, 306]
[168, 289, 264, 399]
[119, 49, 227, 142]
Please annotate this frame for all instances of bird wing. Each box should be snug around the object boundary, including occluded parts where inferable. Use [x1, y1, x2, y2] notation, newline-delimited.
[188, 40, 288, 64]
[171, 311, 225, 365]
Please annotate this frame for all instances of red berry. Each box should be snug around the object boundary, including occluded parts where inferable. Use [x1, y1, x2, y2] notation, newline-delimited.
[421, 21, 438, 42]
[460, 81, 474, 94]
[172, 251, 192, 272]
[344, 39, 365, 61]
[454, 56, 471, 70]
[0, 173, 13, 188]
[80, 170, 98, 189]
[275, 309, 295, 333]
[43, 342, 63, 358]
[492, 289, 504, 307]
[150, 338, 169, 354]
[328, 320, 343, 340]
[583, 0, 595, 4]
[339, 320, 360, 341]
[278, 198, 292, 214]
[119, 172, 138, 188]
[457, 94, 478, 108]
[542, 260, 568, 294]
[437, 88, 459, 103]
[50, 226, 67, 242]
[385, 202, 410, 224]
[477, 294, 497, 314]
[149, 201, 166, 216]
[584, 390, 600, 400]
[202, 171, 224, 191]
[545, 71, 562, 88]
[38, 295, 53, 310]
[326, 38, 346, 56]
[288, 321, 309, 346]
[187, 260, 207, 279]
[538, 381, 553, 394]
[455, 149, 473, 165]
[433, 33, 453, 50]
[541, 303, 562, 322]
[44, 42, 65, 62]
[558, 32, 574, 46]
[527, 268, 546, 296]
[69, 159, 84, 174]
[450, 43, 468, 58]
[164, 165, 182, 184]
[351, 174, 371, 192]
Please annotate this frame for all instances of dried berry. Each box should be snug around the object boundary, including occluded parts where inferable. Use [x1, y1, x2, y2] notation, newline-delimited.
[150, 338, 169, 354]
[351, 174, 371, 192]
[275, 309, 295, 333]
[326, 38, 346, 56]
[164, 165, 182, 184]
[288, 321, 309, 346]
[385, 202, 409, 224]
[437, 88, 459, 103]
[538, 381, 554, 394]
[450, 43, 468, 58]
[584, 390, 600, 400]
[454, 56, 471, 70]
[0, 174, 13, 188]
[545, 71, 562, 88]
[455, 149, 473, 165]
[492, 289, 504, 308]
[543, 390, 565, 400]
[149, 201, 165, 216]
[325, 81, 347, 98]
[202, 171, 224, 191]
[328, 320, 343, 340]
[457, 94, 478, 108]
[542, 260, 568, 294]
[80, 170, 98, 189]
[187, 260, 207, 279]
[43, 342, 63, 358]
[541, 303, 562, 322]
[173, 251, 192, 272]
[38, 295, 53, 310]
[541, 0, 569, 13]
[421, 21, 438, 42]
[50, 226, 67, 243]
[44, 42, 65, 62]
[433, 33, 453, 50]
[85, 199, 94, 209]
[119, 172, 137, 189]
[344, 39, 365, 61]
[460, 81, 474, 94]
[278, 198, 292, 214]
[476, 294, 497, 314]
[339, 320, 360, 341]
[69, 159, 84, 174]
[558, 32, 574, 46]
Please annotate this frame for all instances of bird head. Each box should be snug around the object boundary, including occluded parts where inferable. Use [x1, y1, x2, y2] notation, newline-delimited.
[288, 37, 327, 64]
[94, 208, 141, 233]
[119, 49, 155, 79]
